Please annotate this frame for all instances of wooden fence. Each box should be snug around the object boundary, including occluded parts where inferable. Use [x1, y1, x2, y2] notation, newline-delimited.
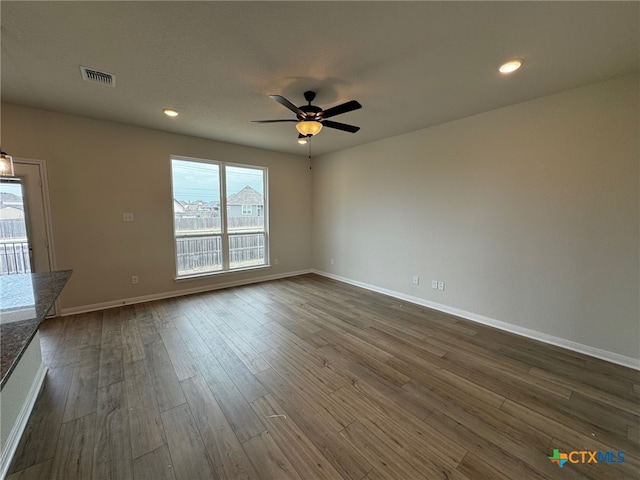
[174, 216, 264, 233]
[176, 233, 265, 274]
[0, 241, 30, 275]
[0, 219, 27, 239]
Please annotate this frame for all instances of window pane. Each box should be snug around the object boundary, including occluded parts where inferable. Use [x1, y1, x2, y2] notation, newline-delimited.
[0, 179, 31, 275]
[229, 233, 265, 269]
[176, 235, 222, 275]
[172, 159, 221, 235]
[226, 166, 264, 233]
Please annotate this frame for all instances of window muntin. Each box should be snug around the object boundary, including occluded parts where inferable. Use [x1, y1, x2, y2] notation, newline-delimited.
[171, 157, 267, 277]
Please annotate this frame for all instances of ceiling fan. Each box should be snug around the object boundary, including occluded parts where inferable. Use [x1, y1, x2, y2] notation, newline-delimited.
[252, 91, 362, 139]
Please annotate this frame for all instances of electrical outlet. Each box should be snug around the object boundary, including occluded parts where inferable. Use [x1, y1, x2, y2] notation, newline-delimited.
[131, 275, 139, 285]
[432, 280, 438, 289]
[123, 212, 134, 222]
[438, 281, 445, 291]
[274, 258, 279, 265]
[330, 258, 335, 265]
[412, 275, 420, 285]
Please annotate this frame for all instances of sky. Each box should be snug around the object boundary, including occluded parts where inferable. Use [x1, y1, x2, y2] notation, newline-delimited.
[0, 180, 23, 199]
[171, 160, 264, 202]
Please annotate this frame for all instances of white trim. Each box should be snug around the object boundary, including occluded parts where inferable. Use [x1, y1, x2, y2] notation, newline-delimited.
[313, 270, 640, 371]
[0, 363, 48, 480]
[12, 158, 59, 316]
[61, 269, 312, 316]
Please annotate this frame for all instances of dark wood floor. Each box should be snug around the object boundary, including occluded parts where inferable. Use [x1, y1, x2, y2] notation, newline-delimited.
[7, 274, 639, 480]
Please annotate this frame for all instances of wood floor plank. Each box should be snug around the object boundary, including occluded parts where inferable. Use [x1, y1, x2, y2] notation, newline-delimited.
[444, 349, 573, 400]
[193, 353, 266, 443]
[49, 413, 96, 480]
[132, 445, 176, 480]
[159, 327, 198, 381]
[529, 366, 640, 414]
[48, 315, 84, 367]
[62, 345, 100, 423]
[171, 311, 212, 358]
[38, 317, 67, 366]
[181, 374, 261, 480]
[200, 332, 268, 403]
[262, 346, 345, 395]
[6, 459, 52, 480]
[133, 304, 164, 346]
[250, 394, 345, 480]
[121, 312, 146, 364]
[8, 274, 639, 480]
[425, 411, 574, 480]
[456, 453, 512, 480]
[216, 325, 271, 374]
[500, 399, 640, 476]
[401, 379, 551, 452]
[339, 420, 425, 480]
[256, 368, 372, 480]
[97, 308, 124, 388]
[92, 381, 133, 480]
[161, 403, 218, 480]
[388, 356, 506, 410]
[330, 383, 467, 469]
[123, 358, 166, 459]
[242, 430, 303, 480]
[259, 361, 355, 432]
[144, 340, 187, 412]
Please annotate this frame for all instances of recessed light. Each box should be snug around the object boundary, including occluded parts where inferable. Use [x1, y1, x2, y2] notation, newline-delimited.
[498, 59, 523, 74]
[163, 108, 179, 117]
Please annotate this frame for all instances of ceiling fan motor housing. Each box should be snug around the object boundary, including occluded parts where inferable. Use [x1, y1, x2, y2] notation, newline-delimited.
[299, 104, 322, 120]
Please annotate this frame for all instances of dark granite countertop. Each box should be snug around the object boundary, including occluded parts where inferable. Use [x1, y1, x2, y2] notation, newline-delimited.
[0, 270, 72, 389]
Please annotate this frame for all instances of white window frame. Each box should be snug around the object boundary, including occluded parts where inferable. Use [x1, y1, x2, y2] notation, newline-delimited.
[242, 205, 252, 216]
[171, 156, 269, 279]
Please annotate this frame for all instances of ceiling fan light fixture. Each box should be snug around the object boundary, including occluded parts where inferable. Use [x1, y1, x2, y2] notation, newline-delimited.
[297, 134, 308, 145]
[296, 120, 323, 136]
[163, 108, 179, 117]
[0, 150, 15, 177]
[498, 59, 523, 74]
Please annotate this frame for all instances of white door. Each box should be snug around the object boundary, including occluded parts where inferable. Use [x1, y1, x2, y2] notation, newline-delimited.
[15, 162, 52, 273]
[0, 162, 53, 275]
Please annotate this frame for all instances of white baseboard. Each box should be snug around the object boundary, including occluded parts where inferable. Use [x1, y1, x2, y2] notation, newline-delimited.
[312, 270, 640, 371]
[61, 269, 312, 316]
[0, 363, 48, 480]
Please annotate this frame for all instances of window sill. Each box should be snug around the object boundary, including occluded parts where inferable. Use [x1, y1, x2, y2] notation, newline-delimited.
[174, 264, 271, 282]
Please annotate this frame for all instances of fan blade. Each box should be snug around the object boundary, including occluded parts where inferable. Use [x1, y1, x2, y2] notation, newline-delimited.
[322, 120, 360, 133]
[321, 100, 362, 119]
[269, 95, 304, 116]
[252, 119, 298, 123]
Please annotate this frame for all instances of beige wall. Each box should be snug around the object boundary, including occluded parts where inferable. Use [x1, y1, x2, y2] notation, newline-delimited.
[312, 74, 639, 362]
[1, 104, 312, 309]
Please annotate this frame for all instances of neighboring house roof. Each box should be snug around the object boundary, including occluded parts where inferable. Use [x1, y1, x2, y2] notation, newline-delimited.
[0, 192, 22, 204]
[227, 186, 263, 205]
[0, 206, 25, 220]
[173, 199, 186, 213]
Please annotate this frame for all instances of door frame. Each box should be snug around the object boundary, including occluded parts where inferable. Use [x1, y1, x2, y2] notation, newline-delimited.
[13, 157, 60, 316]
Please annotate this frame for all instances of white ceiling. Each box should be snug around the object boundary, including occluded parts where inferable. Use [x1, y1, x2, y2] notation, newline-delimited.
[2, 1, 638, 157]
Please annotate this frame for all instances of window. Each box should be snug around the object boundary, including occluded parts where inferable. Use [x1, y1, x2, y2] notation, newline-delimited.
[171, 157, 268, 277]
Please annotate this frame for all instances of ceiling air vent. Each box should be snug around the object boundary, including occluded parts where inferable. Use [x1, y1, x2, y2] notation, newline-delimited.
[80, 66, 116, 87]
